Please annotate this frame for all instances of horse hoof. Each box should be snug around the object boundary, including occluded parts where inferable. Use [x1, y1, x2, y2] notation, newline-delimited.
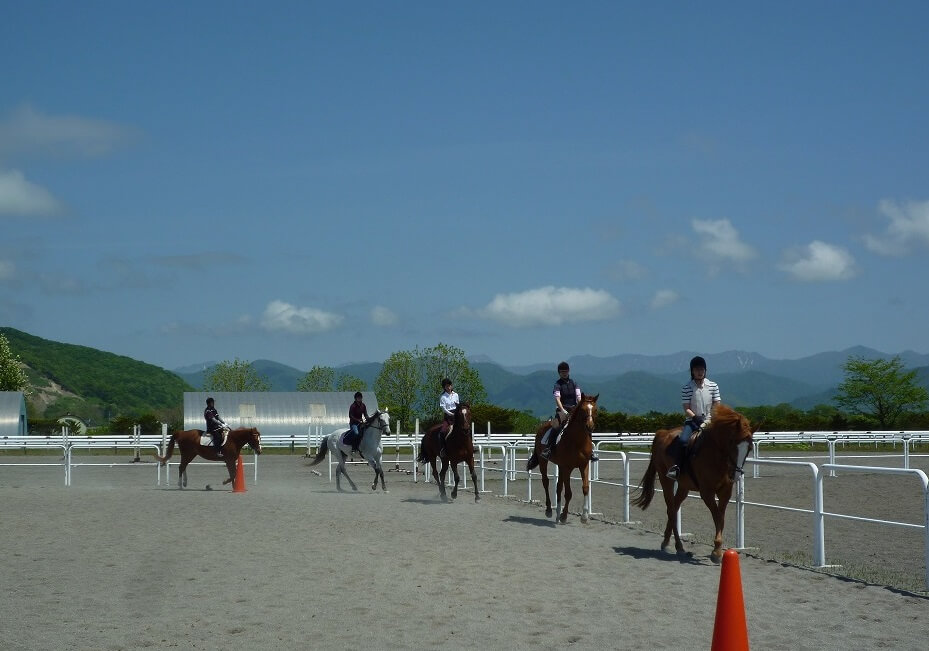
[580, 514, 589, 524]
[559, 514, 568, 524]
[545, 508, 553, 518]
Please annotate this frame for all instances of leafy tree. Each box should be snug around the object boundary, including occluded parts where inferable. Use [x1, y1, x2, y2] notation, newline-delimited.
[336, 374, 366, 392]
[204, 358, 271, 392]
[0, 332, 30, 393]
[470, 403, 538, 433]
[834, 356, 928, 428]
[297, 365, 335, 391]
[415, 342, 487, 419]
[374, 350, 419, 430]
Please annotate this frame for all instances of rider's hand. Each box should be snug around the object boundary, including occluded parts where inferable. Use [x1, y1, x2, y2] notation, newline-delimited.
[691, 415, 704, 429]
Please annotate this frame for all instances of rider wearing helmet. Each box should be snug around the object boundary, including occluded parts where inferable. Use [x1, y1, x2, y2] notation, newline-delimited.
[438, 378, 460, 459]
[542, 361, 581, 460]
[666, 355, 721, 480]
[348, 391, 369, 455]
[204, 397, 229, 457]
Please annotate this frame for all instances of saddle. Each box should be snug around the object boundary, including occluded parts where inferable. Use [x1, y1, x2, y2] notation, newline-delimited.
[200, 429, 228, 448]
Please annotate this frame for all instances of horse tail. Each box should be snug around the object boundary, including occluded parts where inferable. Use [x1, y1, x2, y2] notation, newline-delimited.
[415, 434, 427, 465]
[153, 434, 177, 466]
[307, 436, 330, 467]
[632, 457, 657, 510]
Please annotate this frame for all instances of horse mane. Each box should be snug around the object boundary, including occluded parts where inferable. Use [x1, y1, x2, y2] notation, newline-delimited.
[708, 404, 751, 440]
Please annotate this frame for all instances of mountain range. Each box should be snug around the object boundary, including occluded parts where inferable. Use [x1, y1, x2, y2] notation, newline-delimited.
[173, 347, 929, 417]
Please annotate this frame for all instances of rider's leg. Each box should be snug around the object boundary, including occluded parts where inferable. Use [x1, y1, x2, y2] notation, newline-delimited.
[666, 426, 692, 479]
[212, 431, 223, 456]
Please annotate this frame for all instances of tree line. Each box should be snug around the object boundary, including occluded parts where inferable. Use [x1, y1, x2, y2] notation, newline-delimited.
[4, 331, 928, 435]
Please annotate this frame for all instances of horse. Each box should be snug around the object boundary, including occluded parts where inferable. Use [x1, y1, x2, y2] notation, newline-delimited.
[631, 403, 754, 563]
[307, 410, 392, 492]
[526, 393, 599, 524]
[154, 427, 262, 489]
[415, 402, 479, 502]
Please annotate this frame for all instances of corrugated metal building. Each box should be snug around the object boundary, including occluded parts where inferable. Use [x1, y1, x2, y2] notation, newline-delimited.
[0, 391, 28, 437]
[183, 392, 379, 437]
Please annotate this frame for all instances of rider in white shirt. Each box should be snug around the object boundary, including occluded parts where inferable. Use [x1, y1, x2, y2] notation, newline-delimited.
[667, 356, 721, 480]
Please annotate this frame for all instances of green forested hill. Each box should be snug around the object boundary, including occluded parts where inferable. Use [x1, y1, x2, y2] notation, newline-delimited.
[1, 327, 192, 420]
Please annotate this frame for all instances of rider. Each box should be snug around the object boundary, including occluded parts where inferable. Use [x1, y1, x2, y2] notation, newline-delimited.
[542, 361, 581, 460]
[666, 355, 721, 480]
[204, 397, 229, 457]
[438, 378, 459, 459]
[348, 391, 369, 455]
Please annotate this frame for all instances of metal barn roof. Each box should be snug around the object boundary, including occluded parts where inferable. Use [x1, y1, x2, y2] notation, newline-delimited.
[0, 391, 27, 437]
[183, 391, 379, 438]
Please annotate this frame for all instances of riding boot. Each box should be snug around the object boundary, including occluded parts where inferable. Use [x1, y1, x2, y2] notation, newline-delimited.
[541, 429, 555, 459]
[666, 438, 682, 479]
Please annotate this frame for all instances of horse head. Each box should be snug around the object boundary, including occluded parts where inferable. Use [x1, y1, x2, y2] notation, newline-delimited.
[708, 404, 752, 480]
[368, 409, 391, 436]
[577, 393, 599, 433]
[242, 427, 262, 455]
[455, 401, 472, 435]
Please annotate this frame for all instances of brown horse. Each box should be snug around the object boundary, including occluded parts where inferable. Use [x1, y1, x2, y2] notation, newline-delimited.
[416, 402, 479, 502]
[632, 404, 753, 563]
[154, 427, 263, 489]
[526, 393, 599, 524]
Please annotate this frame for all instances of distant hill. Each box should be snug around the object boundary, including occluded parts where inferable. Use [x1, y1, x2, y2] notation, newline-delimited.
[6, 326, 929, 419]
[1, 327, 193, 420]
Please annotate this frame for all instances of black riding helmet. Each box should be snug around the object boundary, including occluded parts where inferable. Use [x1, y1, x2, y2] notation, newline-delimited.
[689, 356, 707, 379]
[557, 361, 570, 372]
[206, 397, 214, 405]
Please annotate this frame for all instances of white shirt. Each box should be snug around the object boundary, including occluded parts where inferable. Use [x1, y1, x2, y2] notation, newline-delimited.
[681, 378, 721, 419]
[440, 390, 460, 416]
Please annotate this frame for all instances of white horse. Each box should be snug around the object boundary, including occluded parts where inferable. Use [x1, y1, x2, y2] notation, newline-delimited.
[307, 410, 391, 492]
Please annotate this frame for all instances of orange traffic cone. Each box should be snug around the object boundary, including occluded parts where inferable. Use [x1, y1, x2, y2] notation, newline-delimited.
[233, 455, 247, 493]
[711, 549, 749, 651]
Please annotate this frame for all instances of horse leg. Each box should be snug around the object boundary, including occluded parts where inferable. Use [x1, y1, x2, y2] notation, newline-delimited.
[669, 488, 690, 555]
[702, 483, 733, 563]
[339, 454, 358, 492]
[465, 456, 480, 502]
[539, 459, 553, 517]
[430, 459, 446, 501]
[221, 455, 236, 485]
[178, 453, 192, 489]
[450, 463, 461, 500]
[579, 464, 591, 524]
[559, 472, 572, 524]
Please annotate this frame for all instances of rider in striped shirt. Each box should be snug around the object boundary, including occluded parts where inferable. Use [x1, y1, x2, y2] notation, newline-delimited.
[667, 356, 721, 480]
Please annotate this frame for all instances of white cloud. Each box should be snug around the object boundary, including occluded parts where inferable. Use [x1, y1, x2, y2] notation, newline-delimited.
[0, 169, 63, 216]
[0, 260, 14, 280]
[692, 219, 757, 263]
[260, 300, 343, 335]
[779, 240, 856, 282]
[476, 286, 620, 327]
[370, 305, 398, 326]
[0, 104, 137, 159]
[863, 199, 929, 256]
[650, 289, 679, 309]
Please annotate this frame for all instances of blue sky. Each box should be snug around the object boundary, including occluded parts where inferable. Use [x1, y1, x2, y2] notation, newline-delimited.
[2, 1, 928, 372]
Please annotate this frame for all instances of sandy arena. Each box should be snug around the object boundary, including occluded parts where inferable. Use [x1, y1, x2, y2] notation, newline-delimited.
[1, 453, 927, 650]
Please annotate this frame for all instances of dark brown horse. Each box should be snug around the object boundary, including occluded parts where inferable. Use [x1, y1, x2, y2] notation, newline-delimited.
[632, 404, 753, 563]
[416, 402, 479, 502]
[526, 393, 599, 523]
[154, 427, 263, 489]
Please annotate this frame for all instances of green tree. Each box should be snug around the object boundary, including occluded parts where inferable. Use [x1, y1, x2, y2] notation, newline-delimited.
[0, 333, 30, 393]
[834, 356, 928, 428]
[415, 342, 487, 420]
[336, 374, 367, 392]
[204, 358, 271, 392]
[374, 350, 419, 430]
[297, 365, 335, 391]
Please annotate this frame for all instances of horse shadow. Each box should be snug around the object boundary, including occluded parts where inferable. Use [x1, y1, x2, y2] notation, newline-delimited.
[613, 545, 706, 565]
[401, 497, 450, 505]
[504, 514, 557, 529]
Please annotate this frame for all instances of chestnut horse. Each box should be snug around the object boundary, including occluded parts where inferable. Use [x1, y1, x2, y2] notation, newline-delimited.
[632, 404, 753, 563]
[416, 402, 479, 502]
[154, 427, 262, 489]
[526, 393, 599, 524]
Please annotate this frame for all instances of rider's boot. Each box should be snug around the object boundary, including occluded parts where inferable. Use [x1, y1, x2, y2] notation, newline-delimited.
[666, 438, 682, 479]
[541, 429, 555, 459]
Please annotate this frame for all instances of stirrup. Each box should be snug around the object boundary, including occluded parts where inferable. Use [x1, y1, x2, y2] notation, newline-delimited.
[666, 465, 679, 480]
[540, 447, 552, 459]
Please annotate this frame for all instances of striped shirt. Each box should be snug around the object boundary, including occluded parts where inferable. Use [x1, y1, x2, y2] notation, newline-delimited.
[681, 379, 721, 418]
